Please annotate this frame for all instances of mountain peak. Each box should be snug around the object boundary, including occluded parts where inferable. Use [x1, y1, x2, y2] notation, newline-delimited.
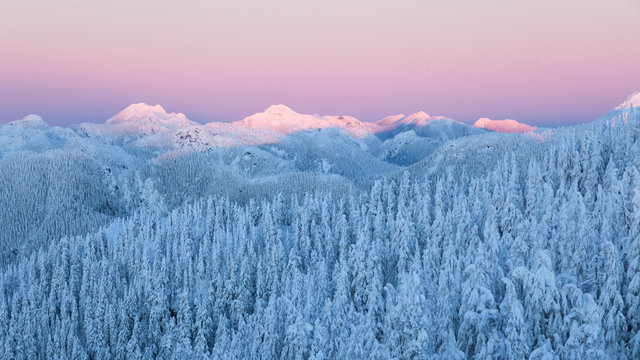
[106, 103, 195, 134]
[128, 103, 166, 113]
[108, 103, 169, 123]
[616, 91, 640, 110]
[233, 105, 374, 139]
[407, 111, 431, 118]
[264, 104, 296, 114]
[473, 117, 537, 133]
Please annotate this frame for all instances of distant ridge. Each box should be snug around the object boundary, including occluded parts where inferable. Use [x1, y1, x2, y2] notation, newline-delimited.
[11, 89, 640, 151]
[473, 117, 537, 133]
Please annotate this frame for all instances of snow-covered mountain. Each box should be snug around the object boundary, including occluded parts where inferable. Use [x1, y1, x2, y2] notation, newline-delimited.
[73, 104, 240, 150]
[105, 103, 197, 135]
[9, 90, 640, 158]
[225, 104, 378, 140]
[0, 103, 519, 166]
[473, 117, 537, 133]
[72, 103, 382, 150]
[8, 103, 541, 154]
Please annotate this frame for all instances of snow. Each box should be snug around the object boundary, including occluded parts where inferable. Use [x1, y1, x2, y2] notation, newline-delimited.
[616, 91, 640, 109]
[106, 102, 197, 134]
[0, 104, 494, 157]
[230, 105, 375, 138]
[376, 114, 406, 128]
[263, 104, 297, 114]
[1, 98, 640, 358]
[0, 115, 81, 154]
[473, 117, 537, 133]
[7, 114, 48, 128]
[375, 111, 458, 132]
[56, 103, 535, 151]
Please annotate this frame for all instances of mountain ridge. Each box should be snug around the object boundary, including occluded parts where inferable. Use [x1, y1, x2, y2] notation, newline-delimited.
[473, 117, 538, 133]
[8, 89, 640, 152]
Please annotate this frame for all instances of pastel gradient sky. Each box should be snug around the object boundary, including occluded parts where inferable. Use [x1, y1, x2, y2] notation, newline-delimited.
[1, 0, 639, 126]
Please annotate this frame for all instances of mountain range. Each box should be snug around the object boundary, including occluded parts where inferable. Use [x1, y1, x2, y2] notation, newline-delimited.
[99, 102, 537, 142]
[3, 101, 541, 151]
[2, 91, 638, 165]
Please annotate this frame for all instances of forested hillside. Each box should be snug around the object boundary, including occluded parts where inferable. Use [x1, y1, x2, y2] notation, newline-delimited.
[1, 105, 640, 358]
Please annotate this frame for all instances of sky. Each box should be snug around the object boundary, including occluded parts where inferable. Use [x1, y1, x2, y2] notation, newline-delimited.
[0, 0, 639, 126]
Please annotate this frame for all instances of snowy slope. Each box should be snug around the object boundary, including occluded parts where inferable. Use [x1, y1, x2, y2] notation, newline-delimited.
[377, 119, 485, 165]
[589, 91, 640, 127]
[373, 111, 486, 166]
[616, 91, 640, 109]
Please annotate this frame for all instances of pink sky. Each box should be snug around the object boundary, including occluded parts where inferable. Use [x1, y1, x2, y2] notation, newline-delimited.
[1, 0, 639, 126]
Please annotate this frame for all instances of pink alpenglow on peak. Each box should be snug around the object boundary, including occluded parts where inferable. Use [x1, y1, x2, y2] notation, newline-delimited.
[616, 91, 640, 110]
[106, 103, 197, 134]
[232, 105, 376, 138]
[473, 117, 537, 133]
[263, 104, 297, 115]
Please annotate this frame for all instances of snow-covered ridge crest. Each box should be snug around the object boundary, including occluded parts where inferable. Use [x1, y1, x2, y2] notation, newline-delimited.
[473, 117, 537, 133]
[77, 103, 531, 149]
[87, 103, 382, 149]
[223, 104, 378, 139]
[616, 91, 640, 110]
[84, 103, 540, 147]
[375, 111, 459, 132]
